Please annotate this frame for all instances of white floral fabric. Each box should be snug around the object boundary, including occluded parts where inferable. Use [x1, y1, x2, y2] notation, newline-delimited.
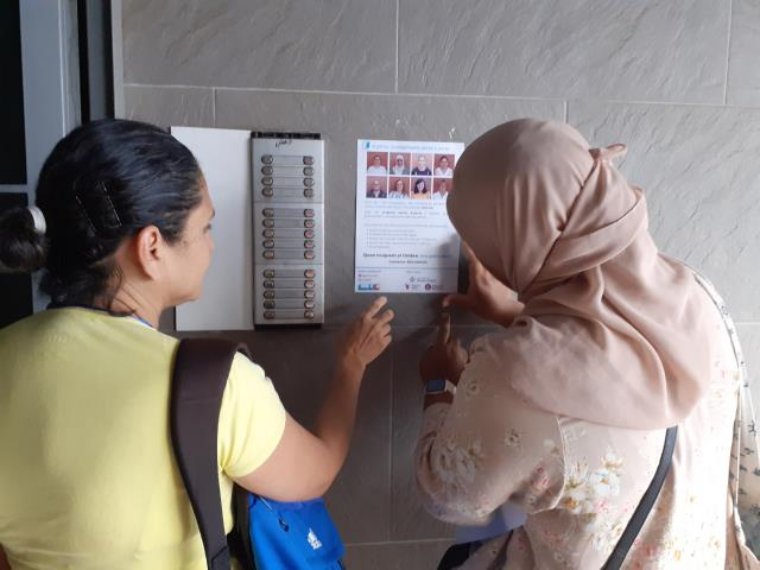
[415, 274, 760, 569]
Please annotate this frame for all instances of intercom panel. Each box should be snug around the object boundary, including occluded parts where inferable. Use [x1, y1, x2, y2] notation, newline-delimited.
[251, 133, 325, 325]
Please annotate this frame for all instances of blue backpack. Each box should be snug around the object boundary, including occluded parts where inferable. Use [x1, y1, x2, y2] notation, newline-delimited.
[170, 338, 346, 569]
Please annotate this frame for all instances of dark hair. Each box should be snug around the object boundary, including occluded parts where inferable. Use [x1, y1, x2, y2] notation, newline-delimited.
[413, 178, 428, 193]
[0, 118, 203, 307]
[0, 208, 46, 272]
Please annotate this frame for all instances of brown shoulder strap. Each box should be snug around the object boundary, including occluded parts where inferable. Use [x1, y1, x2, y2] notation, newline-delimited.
[170, 337, 249, 570]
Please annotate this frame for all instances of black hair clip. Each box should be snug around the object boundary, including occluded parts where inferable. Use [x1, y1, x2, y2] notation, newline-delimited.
[74, 194, 99, 236]
[74, 179, 123, 237]
[96, 181, 122, 229]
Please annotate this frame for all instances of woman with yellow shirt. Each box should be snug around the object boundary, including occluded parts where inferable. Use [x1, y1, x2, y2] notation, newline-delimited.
[0, 119, 394, 569]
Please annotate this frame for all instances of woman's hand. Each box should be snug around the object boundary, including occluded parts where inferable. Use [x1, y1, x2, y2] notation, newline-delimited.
[419, 313, 468, 385]
[338, 296, 394, 372]
[443, 243, 524, 327]
[239, 297, 394, 502]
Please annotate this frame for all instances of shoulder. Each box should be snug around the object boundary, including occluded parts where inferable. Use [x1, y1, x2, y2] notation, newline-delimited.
[462, 333, 569, 458]
[220, 351, 284, 426]
[223, 352, 284, 418]
[463, 334, 561, 426]
[227, 352, 268, 389]
[218, 352, 287, 477]
[0, 309, 52, 338]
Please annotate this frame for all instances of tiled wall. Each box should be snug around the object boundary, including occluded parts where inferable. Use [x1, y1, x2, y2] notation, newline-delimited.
[120, 1, 760, 567]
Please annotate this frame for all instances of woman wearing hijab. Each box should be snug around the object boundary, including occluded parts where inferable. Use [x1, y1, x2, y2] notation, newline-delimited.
[391, 154, 409, 175]
[415, 119, 760, 568]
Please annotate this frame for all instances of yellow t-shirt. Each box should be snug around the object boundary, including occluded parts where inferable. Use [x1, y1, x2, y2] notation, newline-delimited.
[0, 308, 286, 569]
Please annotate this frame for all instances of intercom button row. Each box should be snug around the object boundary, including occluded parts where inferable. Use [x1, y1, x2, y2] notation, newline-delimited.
[262, 290, 318, 300]
[261, 228, 318, 240]
[260, 166, 316, 176]
[262, 239, 315, 250]
[262, 238, 316, 250]
[262, 300, 317, 310]
[262, 269, 317, 279]
[262, 240, 315, 250]
[260, 155, 315, 166]
[261, 178, 314, 187]
[262, 208, 315, 218]
[262, 310, 316, 320]
[260, 188, 315, 198]
[262, 279, 315, 289]
[261, 219, 316, 229]
[262, 250, 317, 260]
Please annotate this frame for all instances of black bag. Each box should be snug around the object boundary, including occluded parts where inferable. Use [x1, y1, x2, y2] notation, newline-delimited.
[169, 338, 346, 570]
[170, 338, 246, 569]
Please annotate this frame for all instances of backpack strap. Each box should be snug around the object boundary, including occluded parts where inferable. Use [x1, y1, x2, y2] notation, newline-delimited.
[602, 425, 678, 569]
[170, 337, 249, 570]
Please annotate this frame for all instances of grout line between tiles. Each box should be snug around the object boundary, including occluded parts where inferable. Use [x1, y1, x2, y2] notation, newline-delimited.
[723, 0, 734, 105]
[212, 87, 217, 126]
[123, 83, 760, 113]
[395, 0, 400, 93]
[123, 83, 564, 104]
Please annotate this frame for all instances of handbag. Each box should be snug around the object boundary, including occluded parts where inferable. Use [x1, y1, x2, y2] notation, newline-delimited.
[169, 337, 346, 569]
[438, 425, 677, 570]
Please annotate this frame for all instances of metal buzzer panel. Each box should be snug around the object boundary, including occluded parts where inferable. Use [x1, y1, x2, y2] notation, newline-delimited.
[251, 133, 325, 325]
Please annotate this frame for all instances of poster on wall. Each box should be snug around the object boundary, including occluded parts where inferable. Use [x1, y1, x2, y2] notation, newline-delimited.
[355, 139, 464, 294]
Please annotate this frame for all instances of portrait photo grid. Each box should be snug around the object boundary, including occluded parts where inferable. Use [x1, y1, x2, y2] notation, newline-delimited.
[364, 150, 455, 201]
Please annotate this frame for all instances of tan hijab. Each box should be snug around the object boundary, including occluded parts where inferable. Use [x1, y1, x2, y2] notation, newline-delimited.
[448, 119, 715, 429]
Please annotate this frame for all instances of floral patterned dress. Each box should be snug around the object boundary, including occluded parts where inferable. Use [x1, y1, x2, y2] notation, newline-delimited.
[415, 275, 760, 569]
